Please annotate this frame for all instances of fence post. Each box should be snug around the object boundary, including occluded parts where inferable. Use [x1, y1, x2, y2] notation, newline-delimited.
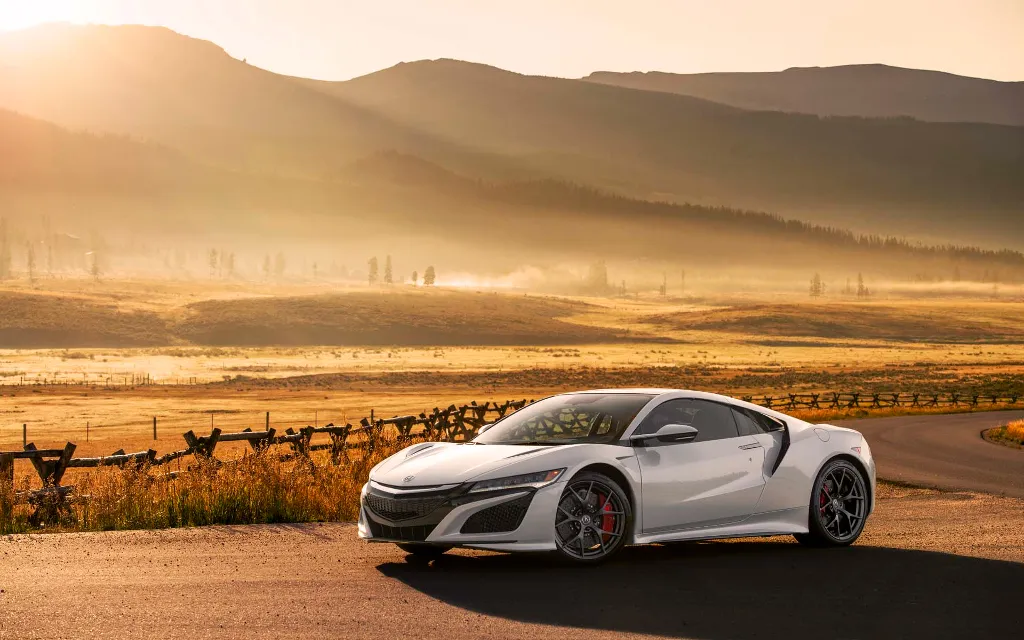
[266, 411, 270, 431]
[23, 424, 27, 447]
[153, 417, 158, 441]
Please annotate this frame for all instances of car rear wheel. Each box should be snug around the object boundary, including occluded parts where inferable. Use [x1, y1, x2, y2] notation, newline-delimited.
[796, 459, 868, 547]
[396, 543, 451, 562]
[553, 471, 631, 564]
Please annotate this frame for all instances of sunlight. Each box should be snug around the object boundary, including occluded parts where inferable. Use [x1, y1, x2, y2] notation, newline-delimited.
[0, 2, 82, 31]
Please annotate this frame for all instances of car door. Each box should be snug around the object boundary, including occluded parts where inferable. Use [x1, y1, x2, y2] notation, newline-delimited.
[633, 398, 766, 533]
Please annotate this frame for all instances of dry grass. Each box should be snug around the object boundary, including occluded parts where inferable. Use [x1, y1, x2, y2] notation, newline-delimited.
[646, 301, 1024, 343]
[0, 289, 617, 349]
[985, 419, 1024, 448]
[1, 439, 403, 535]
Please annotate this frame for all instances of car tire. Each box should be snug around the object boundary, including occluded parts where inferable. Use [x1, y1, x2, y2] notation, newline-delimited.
[796, 458, 869, 547]
[553, 471, 632, 564]
[396, 544, 451, 562]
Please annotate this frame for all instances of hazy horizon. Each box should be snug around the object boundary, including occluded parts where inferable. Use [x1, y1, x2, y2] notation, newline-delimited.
[1, 1, 1022, 82]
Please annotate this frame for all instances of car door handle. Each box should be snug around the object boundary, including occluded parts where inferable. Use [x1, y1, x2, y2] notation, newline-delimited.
[738, 443, 763, 450]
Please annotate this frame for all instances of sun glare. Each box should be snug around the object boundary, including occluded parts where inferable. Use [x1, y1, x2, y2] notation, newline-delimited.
[0, 3, 81, 31]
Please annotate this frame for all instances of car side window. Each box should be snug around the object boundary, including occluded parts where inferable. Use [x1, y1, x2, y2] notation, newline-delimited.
[732, 408, 761, 437]
[638, 399, 740, 442]
[733, 407, 783, 434]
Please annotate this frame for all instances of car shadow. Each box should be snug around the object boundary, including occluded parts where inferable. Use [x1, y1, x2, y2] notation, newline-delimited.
[377, 541, 1023, 639]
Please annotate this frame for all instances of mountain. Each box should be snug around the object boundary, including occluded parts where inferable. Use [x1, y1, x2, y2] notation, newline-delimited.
[4, 110, 1021, 284]
[312, 59, 1024, 241]
[2, 24, 1023, 247]
[583, 64, 1024, 127]
[0, 23, 525, 181]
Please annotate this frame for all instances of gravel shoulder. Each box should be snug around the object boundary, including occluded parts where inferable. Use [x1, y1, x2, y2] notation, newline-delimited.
[1, 483, 1022, 640]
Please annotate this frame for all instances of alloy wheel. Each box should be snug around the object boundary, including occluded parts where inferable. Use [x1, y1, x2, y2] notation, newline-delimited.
[555, 478, 627, 560]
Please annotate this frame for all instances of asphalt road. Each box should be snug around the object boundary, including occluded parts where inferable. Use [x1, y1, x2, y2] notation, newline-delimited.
[838, 410, 1024, 497]
[2, 412, 1024, 640]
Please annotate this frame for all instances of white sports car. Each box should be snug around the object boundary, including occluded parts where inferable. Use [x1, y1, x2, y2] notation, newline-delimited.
[358, 389, 875, 563]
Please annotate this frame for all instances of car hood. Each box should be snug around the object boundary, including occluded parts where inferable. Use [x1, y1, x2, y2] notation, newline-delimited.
[370, 442, 568, 487]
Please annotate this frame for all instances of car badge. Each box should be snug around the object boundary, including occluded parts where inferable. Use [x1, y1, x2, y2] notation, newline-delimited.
[403, 475, 415, 483]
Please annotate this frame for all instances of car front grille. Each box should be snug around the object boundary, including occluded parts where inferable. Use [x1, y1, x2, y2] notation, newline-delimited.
[460, 494, 534, 534]
[364, 492, 448, 522]
[366, 518, 437, 542]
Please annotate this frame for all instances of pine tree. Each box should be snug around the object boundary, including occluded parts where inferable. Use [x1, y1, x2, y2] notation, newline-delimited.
[856, 273, 868, 298]
[412, 270, 419, 286]
[90, 251, 100, 282]
[809, 273, 824, 297]
[368, 257, 379, 285]
[423, 265, 436, 286]
[208, 249, 218, 278]
[384, 255, 393, 285]
[659, 272, 667, 296]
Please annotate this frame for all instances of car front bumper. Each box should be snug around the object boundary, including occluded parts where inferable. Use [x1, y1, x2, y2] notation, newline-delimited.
[357, 479, 565, 552]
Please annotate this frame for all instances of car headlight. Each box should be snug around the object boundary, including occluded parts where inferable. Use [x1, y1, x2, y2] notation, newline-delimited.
[468, 468, 565, 494]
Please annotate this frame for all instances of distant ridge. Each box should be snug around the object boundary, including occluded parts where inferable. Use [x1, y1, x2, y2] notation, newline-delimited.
[584, 64, 1024, 126]
[1, 24, 1022, 247]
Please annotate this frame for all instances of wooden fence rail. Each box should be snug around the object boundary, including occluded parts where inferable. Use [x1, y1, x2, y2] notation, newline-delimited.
[2, 392, 1020, 524]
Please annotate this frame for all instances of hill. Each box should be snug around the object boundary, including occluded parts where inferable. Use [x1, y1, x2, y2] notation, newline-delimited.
[1, 24, 1022, 245]
[314, 60, 1024, 241]
[584, 64, 1024, 127]
[0, 290, 617, 348]
[3, 111, 1024, 282]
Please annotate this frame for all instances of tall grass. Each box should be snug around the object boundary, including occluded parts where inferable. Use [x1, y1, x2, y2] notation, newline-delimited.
[988, 419, 1024, 447]
[1, 438, 403, 534]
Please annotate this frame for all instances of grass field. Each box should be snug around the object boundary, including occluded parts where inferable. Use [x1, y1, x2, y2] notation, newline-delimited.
[2, 278, 1022, 458]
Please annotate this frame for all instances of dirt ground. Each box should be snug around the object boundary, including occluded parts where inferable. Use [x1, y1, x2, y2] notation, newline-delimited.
[0, 483, 1021, 640]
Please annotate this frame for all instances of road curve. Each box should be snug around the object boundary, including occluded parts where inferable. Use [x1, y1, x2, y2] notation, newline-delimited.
[838, 410, 1024, 498]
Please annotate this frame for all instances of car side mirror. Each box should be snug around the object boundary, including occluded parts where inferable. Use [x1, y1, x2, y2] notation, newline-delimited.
[629, 423, 698, 446]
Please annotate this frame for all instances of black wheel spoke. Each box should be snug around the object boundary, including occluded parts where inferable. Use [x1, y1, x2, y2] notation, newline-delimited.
[816, 463, 866, 543]
[556, 479, 625, 559]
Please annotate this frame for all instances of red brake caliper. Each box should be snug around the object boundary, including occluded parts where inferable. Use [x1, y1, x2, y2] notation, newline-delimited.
[600, 493, 614, 537]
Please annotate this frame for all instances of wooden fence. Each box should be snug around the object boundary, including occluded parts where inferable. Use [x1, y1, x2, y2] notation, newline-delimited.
[2, 392, 1020, 524]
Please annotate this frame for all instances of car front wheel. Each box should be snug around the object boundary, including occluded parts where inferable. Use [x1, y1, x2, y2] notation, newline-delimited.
[553, 471, 631, 564]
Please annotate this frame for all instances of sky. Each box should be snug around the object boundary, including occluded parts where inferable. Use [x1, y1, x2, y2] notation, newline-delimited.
[1, 0, 1022, 81]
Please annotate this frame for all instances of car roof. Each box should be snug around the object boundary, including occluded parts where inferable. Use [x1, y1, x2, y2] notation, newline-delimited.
[564, 388, 803, 424]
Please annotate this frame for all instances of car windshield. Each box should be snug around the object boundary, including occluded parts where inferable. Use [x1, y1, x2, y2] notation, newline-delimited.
[472, 393, 655, 445]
